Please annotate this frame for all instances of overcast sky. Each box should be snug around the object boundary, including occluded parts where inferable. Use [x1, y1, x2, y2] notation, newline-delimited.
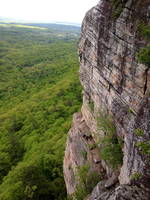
[0, 0, 99, 23]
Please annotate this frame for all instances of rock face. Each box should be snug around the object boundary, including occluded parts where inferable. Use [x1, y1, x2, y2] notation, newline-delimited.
[64, 0, 150, 199]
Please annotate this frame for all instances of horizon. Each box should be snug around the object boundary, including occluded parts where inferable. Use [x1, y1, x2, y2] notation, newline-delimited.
[0, 17, 82, 27]
[0, 0, 99, 24]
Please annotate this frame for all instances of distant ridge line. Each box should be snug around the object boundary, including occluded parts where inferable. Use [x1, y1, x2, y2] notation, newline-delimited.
[0, 17, 81, 27]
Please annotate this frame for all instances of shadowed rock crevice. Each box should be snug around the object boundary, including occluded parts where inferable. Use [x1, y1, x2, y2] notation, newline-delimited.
[144, 68, 149, 94]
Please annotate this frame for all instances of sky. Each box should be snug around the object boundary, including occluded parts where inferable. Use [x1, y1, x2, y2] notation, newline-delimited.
[0, 0, 99, 23]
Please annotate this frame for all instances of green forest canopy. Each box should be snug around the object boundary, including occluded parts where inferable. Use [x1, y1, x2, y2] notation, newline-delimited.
[0, 23, 82, 200]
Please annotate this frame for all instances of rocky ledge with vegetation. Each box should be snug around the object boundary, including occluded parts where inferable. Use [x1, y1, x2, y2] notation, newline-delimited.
[64, 0, 150, 199]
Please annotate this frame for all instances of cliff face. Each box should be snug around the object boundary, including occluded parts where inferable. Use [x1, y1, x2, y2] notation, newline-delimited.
[64, 0, 150, 199]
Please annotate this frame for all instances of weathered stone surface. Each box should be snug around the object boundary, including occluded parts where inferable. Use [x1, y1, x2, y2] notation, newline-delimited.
[63, 112, 105, 195]
[64, 0, 150, 199]
[88, 184, 150, 200]
[63, 112, 88, 194]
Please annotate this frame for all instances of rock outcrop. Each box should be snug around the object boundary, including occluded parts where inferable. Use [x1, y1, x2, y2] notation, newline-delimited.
[64, 0, 150, 199]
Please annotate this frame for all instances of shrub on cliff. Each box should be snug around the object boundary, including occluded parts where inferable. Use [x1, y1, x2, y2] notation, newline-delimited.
[138, 23, 150, 41]
[138, 46, 150, 66]
[111, 0, 127, 20]
[98, 113, 123, 169]
[137, 23, 150, 66]
[73, 164, 100, 200]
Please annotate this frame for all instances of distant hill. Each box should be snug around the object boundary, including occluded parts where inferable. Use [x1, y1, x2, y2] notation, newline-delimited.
[0, 17, 81, 27]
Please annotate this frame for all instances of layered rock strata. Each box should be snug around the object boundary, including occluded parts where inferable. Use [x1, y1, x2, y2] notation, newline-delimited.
[64, 0, 150, 199]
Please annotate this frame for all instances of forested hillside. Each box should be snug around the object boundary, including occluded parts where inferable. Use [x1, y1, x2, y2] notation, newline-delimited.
[0, 23, 82, 199]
